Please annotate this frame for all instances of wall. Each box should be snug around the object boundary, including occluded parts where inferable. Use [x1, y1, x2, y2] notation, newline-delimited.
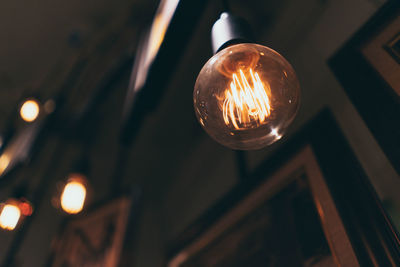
[1, 0, 398, 266]
[132, 0, 399, 265]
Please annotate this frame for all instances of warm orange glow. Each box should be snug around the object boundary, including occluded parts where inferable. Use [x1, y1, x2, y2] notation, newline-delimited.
[19, 201, 33, 216]
[60, 179, 87, 214]
[20, 100, 39, 122]
[222, 69, 272, 129]
[0, 154, 10, 175]
[146, 0, 180, 65]
[0, 203, 21, 231]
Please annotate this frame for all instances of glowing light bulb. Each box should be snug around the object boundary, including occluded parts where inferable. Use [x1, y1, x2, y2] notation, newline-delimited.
[0, 202, 21, 231]
[194, 43, 300, 150]
[221, 68, 271, 129]
[20, 99, 40, 122]
[60, 176, 87, 214]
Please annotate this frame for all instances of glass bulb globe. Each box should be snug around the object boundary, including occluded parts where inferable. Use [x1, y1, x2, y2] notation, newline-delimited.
[193, 43, 300, 150]
[0, 200, 21, 231]
[60, 175, 87, 214]
[20, 99, 40, 122]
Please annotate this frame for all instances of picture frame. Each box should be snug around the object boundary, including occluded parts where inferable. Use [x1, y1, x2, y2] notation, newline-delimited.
[328, 0, 400, 174]
[167, 109, 400, 266]
[48, 196, 135, 267]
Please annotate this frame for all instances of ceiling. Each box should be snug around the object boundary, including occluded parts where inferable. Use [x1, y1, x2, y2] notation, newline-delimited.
[0, 0, 158, 129]
[0, 0, 333, 224]
[0, 0, 303, 194]
[0, 0, 393, 266]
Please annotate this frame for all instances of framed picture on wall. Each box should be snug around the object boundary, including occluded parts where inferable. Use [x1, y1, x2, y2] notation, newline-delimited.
[329, 0, 400, 174]
[48, 196, 133, 267]
[167, 109, 400, 266]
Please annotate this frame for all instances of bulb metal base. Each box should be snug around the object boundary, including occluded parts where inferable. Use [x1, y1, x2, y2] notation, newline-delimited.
[211, 12, 253, 53]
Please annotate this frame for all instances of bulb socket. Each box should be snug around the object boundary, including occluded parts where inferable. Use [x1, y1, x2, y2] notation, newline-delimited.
[211, 12, 253, 54]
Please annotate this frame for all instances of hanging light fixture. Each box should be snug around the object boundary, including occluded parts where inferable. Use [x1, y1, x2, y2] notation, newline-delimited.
[0, 200, 21, 231]
[19, 99, 40, 123]
[60, 174, 87, 214]
[60, 173, 88, 214]
[193, 12, 300, 150]
[0, 197, 33, 231]
[54, 157, 91, 215]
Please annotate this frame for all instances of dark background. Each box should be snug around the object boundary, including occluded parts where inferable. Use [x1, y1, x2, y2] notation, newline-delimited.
[0, 0, 398, 266]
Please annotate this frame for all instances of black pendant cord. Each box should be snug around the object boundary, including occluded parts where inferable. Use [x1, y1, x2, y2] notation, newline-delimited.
[222, 0, 231, 12]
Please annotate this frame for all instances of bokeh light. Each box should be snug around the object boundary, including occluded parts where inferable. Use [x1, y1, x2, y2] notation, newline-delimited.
[60, 177, 87, 214]
[20, 99, 40, 122]
[0, 202, 21, 231]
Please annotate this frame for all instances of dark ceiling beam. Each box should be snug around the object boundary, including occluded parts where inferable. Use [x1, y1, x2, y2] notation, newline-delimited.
[120, 0, 210, 145]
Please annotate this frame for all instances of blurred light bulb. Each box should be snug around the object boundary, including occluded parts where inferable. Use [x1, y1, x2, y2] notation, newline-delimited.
[60, 176, 87, 214]
[194, 43, 300, 150]
[0, 202, 21, 231]
[20, 99, 40, 122]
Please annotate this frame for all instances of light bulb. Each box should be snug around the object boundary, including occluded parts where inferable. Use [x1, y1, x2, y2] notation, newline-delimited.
[194, 43, 300, 150]
[60, 175, 87, 214]
[0, 201, 21, 231]
[20, 99, 40, 122]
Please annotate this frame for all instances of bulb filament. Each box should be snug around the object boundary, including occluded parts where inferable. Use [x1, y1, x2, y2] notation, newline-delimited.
[222, 69, 272, 129]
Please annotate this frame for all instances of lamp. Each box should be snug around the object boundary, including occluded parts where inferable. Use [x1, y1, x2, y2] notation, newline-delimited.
[0, 197, 33, 231]
[60, 173, 88, 214]
[54, 156, 91, 215]
[193, 12, 300, 150]
[19, 99, 40, 123]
